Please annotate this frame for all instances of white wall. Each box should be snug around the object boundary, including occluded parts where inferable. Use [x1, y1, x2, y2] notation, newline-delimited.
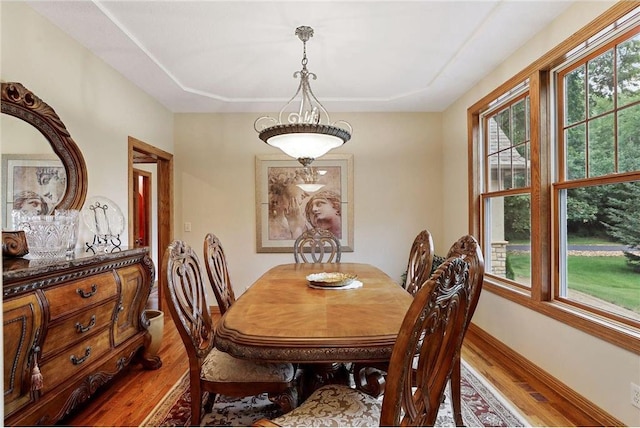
[441, 1, 640, 425]
[0, 2, 174, 252]
[174, 112, 443, 294]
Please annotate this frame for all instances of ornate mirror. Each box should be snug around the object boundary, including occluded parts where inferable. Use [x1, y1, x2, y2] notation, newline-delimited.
[1, 81, 88, 255]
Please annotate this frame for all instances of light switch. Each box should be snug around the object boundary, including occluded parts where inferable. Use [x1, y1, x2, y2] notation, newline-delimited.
[184, 222, 192, 232]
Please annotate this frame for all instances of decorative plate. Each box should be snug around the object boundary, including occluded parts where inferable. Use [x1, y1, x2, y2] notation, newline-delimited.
[306, 272, 358, 287]
[81, 196, 125, 237]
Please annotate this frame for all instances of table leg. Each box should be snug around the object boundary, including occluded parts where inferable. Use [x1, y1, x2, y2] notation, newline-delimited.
[268, 386, 298, 413]
[353, 363, 387, 398]
[300, 363, 351, 400]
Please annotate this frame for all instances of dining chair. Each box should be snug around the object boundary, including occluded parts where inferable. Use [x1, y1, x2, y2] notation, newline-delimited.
[203, 232, 236, 316]
[293, 227, 341, 263]
[162, 240, 298, 424]
[446, 234, 485, 427]
[404, 229, 435, 296]
[353, 229, 434, 394]
[254, 256, 471, 427]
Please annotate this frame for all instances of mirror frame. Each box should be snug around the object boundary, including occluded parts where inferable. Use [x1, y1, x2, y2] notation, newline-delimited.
[2, 82, 88, 256]
[1, 81, 88, 211]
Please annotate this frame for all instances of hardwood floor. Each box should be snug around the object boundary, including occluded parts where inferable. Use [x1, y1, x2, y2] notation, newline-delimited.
[461, 327, 604, 427]
[61, 313, 604, 427]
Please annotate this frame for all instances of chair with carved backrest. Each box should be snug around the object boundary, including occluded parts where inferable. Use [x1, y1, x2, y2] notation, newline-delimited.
[293, 227, 341, 263]
[203, 233, 236, 316]
[254, 256, 471, 427]
[404, 229, 435, 296]
[353, 229, 434, 393]
[162, 240, 297, 424]
[445, 234, 485, 426]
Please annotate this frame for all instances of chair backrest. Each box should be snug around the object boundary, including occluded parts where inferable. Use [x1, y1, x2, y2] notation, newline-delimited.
[162, 240, 215, 366]
[293, 227, 341, 263]
[446, 234, 485, 328]
[203, 233, 236, 315]
[380, 257, 470, 426]
[404, 229, 434, 296]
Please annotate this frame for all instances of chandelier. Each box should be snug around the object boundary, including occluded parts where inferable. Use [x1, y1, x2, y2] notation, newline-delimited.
[254, 26, 352, 167]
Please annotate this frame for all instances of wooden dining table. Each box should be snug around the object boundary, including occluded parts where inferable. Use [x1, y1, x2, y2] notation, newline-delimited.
[215, 262, 412, 362]
[214, 262, 413, 397]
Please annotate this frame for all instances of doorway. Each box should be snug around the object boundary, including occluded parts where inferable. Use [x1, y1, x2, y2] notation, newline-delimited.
[128, 136, 173, 312]
[133, 168, 151, 248]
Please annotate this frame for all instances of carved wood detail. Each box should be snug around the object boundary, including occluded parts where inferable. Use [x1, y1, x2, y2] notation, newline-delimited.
[2, 230, 28, 256]
[215, 336, 395, 363]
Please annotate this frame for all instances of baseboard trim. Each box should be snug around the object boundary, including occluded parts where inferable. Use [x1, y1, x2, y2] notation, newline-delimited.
[467, 323, 623, 427]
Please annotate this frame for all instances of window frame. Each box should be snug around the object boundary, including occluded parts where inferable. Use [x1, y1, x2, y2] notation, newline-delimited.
[553, 175, 640, 326]
[480, 91, 533, 290]
[468, 2, 640, 354]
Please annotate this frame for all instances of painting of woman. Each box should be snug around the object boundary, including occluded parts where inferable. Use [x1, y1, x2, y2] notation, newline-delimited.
[267, 167, 342, 240]
[304, 190, 342, 238]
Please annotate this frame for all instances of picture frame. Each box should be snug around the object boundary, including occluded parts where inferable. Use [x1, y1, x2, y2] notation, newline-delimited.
[2, 154, 66, 229]
[255, 154, 354, 253]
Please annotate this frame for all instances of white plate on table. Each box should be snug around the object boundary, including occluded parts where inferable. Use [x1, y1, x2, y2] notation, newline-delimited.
[306, 272, 358, 288]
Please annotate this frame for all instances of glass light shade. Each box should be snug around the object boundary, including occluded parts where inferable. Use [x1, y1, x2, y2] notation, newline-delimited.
[266, 132, 343, 160]
[296, 182, 325, 193]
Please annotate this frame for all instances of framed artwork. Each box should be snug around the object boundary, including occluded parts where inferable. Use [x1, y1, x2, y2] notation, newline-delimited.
[255, 154, 354, 253]
[2, 154, 66, 228]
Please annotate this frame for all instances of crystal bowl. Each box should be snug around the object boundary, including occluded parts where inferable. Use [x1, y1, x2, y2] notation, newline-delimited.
[15, 214, 77, 259]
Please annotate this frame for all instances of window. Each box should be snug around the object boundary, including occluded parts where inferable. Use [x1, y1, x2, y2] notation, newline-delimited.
[555, 25, 640, 322]
[481, 93, 532, 288]
[469, 3, 640, 353]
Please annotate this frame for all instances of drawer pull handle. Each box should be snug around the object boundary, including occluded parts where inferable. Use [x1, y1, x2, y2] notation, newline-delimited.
[70, 347, 91, 365]
[75, 315, 97, 333]
[76, 284, 98, 298]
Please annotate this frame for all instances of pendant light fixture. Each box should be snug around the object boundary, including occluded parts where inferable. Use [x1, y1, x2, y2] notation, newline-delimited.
[254, 26, 352, 167]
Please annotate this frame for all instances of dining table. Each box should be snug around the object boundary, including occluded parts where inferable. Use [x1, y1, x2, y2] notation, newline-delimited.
[214, 262, 413, 398]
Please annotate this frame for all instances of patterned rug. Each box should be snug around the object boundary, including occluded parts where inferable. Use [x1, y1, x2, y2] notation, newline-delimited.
[141, 360, 529, 427]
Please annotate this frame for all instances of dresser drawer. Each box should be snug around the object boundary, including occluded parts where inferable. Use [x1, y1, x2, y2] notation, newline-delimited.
[39, 328, 111, 394]
[43, 272, 118, 320]
[41, 301, 116, 360]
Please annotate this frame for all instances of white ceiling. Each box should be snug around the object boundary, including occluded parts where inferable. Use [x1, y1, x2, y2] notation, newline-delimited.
[26, 0, 574, 113]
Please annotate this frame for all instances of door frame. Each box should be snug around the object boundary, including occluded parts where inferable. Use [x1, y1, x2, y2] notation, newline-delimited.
[128, 136, 173, 312]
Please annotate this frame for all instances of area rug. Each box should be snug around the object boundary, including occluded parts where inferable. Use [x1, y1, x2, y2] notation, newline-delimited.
[141, 360, 529, 427]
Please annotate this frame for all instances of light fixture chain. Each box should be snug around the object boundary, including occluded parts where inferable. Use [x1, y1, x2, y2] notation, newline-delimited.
[302, 40, 308, 68]
[296, 25, 313, 69]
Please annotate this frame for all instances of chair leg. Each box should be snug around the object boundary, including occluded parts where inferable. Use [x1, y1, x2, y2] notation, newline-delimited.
[191, 381, 202, 424]
[204, 392, 217, 413]
[451, 357, 464, 426]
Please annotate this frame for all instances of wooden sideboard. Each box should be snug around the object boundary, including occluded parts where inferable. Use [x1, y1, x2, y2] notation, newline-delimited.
[3, 248, 161, 425]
